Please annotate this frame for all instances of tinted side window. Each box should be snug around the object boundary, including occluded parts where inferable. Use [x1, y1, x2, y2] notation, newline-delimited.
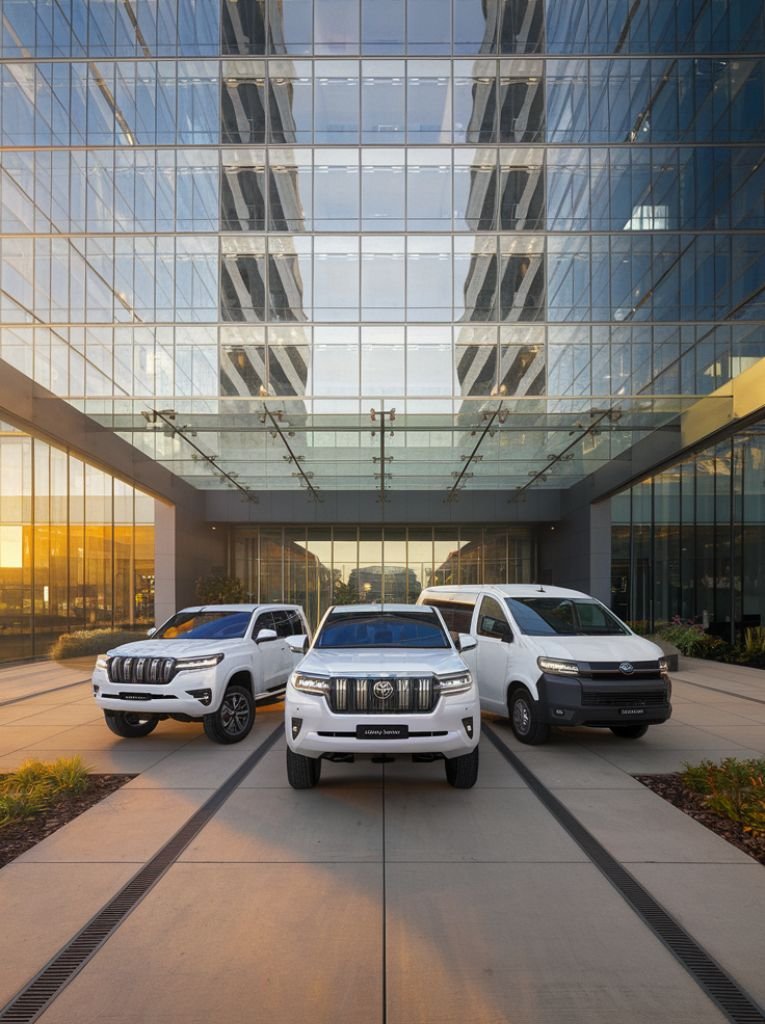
[478, 596, 513, 641]
[422, 599, 474, 634]
[254, 611, 276, 635]
[269, 610, 296, 637]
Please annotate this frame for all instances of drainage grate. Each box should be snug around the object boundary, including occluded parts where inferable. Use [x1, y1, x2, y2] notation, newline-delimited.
[0, 723, 282, 1024]
[484, 724, 765, 1024]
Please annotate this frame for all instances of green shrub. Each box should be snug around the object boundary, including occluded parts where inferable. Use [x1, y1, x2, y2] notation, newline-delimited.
[50, 628, 144, 661]
[0, 757, 93, 829]
[658, 624, 731, 660]
[195, 575, 245, 604]
[681, 757, 765, 833]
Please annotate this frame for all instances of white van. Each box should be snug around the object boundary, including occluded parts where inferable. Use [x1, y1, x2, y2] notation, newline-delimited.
[417, 584, 671, 745]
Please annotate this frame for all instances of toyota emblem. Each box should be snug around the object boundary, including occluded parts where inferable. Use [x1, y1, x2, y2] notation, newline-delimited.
[619, 662, 635, 675]
[373, 679, 395, 700]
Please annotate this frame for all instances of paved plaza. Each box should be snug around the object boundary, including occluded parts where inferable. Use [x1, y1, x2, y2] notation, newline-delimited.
[0, 657, 763, 1023]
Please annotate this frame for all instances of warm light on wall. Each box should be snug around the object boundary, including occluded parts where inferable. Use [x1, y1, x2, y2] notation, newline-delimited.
[0, 526, 23, 569]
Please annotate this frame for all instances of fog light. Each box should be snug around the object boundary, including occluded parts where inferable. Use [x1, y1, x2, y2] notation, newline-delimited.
[186, 688, 212, 706]
[291, 717, 303, 739]
[462, 717, 474, 738]
[554, 708, 565, 717]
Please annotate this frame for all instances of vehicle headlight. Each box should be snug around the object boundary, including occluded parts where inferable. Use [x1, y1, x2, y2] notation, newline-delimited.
[290, 671, 330, 695]
[95, 654, 109, 671]
[437, 671, 473, 694]
[659, 657, 670, 678]
[175, 654, 224, 672]
[537, 657, 579, 676]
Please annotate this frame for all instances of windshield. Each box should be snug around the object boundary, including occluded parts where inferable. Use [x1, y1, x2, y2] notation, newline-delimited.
[315, 611, 449, 649]
[505, 598, 629, 637]
[154, 611, 252, 640]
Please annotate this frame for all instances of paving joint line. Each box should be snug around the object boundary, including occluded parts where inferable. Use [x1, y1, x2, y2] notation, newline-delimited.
[0, 679, 90, 709]
[0, 723, 282, 1024]
[483, 723, 765, 1024]
[674, 678, 765, 707]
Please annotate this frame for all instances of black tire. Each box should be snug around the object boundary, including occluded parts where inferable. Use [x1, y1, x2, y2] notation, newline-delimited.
[286, 748, 322, 789]
[103, 710, 158, 738]
[509, 687, 550, 745]
[444, 746, 479, 788]
[609, 723, 650, 739]
[203, 684, 255, 744]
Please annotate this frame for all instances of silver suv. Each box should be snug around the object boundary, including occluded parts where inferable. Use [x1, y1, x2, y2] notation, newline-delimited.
[284, 604, 480, 788]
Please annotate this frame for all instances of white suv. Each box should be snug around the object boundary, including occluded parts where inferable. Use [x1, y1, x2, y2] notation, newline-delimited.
[92, 604, 309, 744]
[284, 604, 480, 789]
[418, 585, 672, 745]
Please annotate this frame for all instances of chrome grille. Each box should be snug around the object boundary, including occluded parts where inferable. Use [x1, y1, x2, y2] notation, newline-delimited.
[328, 676, 438, 714]
[108, 656, 176, 686]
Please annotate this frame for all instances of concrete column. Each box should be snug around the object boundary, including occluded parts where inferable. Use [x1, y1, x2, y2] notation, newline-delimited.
[153, 502, 177, 625]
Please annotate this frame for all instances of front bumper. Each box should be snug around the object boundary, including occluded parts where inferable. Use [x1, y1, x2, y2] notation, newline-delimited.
[537, 673, 672, 727]
[285, 688, 480, 759]
[92, 665, 220, 718]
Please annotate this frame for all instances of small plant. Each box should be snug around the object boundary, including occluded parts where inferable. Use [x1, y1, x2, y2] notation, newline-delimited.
[0, 757, 93, 828]
[743, 626, 765, 654]
[50, 629, 144, 661]
[681, 757, 765, 834]
[658, 624, 731, 661]
[195, 575, 245, 604]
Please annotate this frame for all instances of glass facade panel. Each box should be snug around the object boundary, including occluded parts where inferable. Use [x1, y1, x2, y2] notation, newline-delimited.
[0, 422, 155, 665]
[611, 423, 765, 642]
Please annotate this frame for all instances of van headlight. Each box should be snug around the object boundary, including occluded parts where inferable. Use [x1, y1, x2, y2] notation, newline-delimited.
[95, 654, 109, 671]
[437, 671, 473, 694]
[290, 671, 330, 695]
[537, 657, 579, 676]
[175, 654, 224, 672]
[659, 657, 670, 678]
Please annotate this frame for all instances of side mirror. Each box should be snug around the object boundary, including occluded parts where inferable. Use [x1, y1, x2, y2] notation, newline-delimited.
[458, 633, 477, 653]
[256, 628, 278, 644]
[146, 627, 156, 637]
[286, 634, 309, 655]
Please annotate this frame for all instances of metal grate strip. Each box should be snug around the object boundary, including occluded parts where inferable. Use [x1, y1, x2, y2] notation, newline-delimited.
[0, 723, 282, 1024]
[484, 724, 765, 1024]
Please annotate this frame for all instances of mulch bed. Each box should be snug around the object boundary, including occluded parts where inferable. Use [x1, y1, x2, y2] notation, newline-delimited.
[0, 775, 133, 869]
[635, 773, 765, 865]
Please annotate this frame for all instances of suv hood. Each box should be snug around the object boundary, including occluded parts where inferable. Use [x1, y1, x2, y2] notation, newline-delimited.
[297, 648, 467, 677]
[529, 634, 663, 663]
[107, 639, 246, 659]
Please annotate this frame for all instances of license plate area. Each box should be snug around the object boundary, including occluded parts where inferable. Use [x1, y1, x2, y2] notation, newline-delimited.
[356, 724, 409, 740]
[619, 707, 646, 716]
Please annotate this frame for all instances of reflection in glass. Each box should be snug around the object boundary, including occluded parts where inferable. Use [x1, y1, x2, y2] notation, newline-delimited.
[407, 150, 452, 230]
[269, 60, 312, 142]
[221, 236, 267, 322]
[221, 61, 267, 143]
[269, 236, 312, 321]
[222, 0, 267, 54]
[499, 59, 544, 142]
[313, 148, 359, 230]
[499, 235, 544, 321]
[362, 61, 405, 143]
[221, 149, 266, 231]
[454, 149, 498, 231]
[407, 61, 451, 142]
[314, 60, 359, 143]
[361, 149, 405, 230]
[454, 59, 497, 142]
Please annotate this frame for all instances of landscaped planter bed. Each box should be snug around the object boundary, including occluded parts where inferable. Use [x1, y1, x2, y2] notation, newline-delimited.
[636, 772, 765, 865]
[0, 774, 133, 868]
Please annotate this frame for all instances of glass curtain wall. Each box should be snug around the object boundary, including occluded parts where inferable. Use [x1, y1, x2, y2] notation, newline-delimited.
[611, 421, 765, 641]
[231, 524, 534, 625]
[0, 422, 155, 664]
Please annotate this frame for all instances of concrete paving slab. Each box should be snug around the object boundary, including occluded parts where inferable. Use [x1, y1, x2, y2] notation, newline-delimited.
[35, 863, 382, 1024]
[589, 745, 765, 774]
[179, 785, 383, 863]
[580, 723, 748, 751]
[386, 862, 727, 1024]
[0, 747, 180, 774]
[0, 863, 137, 1005]
[670, 682, 741, 704]
[553, 788, 754, 863]
[11, 705, 104, 726]
[712, 701, 765, 722]
[692, 724, 765, 752]
[0, 723, 78, 755]
[384, 787, 588, 863]
[22, 723, 198, 751]
[240, 747, 383, 788]
[669, 702, 755, 726]
[510, 747, 644, 790]
[15, 787, 214, 863]
[628, 863, 765, 1008]
[383, 742, 526, 788]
